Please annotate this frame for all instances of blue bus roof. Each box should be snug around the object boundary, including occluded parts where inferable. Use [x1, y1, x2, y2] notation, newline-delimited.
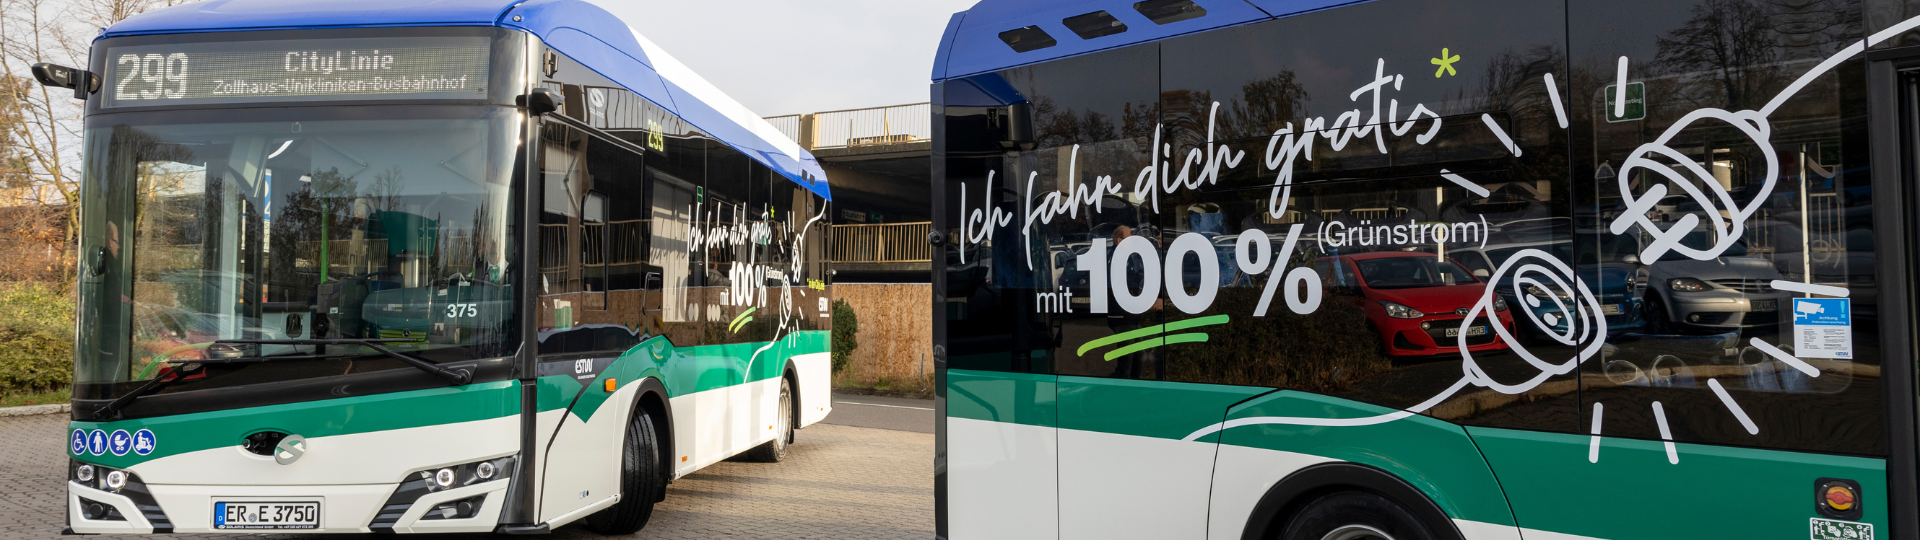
[934, 0, 1370, 82]
[101, 0, 832, 200]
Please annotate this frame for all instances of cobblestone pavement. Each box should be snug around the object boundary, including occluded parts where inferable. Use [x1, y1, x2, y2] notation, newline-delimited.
[0, 413, 933, 539]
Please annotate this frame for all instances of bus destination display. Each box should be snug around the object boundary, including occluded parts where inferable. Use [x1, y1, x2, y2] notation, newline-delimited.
[102, 36, 490, 108]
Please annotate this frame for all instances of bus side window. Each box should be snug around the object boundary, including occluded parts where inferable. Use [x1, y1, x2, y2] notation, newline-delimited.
[538, 127, 648, 355]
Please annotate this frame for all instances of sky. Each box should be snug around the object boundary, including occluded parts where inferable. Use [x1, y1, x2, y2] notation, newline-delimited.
[584, 0, 980, 118]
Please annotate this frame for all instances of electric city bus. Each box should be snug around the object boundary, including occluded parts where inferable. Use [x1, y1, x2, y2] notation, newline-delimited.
[44, 0, 836, 534]
[930, 0, 1920, 539]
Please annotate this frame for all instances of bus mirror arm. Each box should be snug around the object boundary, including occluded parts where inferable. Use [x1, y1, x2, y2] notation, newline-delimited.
[517, 88, 563, 116]
[29, 62, 98, 100]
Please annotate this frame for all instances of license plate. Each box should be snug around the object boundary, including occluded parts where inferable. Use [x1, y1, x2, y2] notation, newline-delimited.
[213, 501, 320, 530]
[1445, 326, 1489, 338]
[1751, 299, 1777, 312]
[1601, 304, 1623, 315]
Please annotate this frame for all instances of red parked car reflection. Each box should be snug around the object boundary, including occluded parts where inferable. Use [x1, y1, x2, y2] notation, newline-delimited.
[1314, 252, 1514, 357]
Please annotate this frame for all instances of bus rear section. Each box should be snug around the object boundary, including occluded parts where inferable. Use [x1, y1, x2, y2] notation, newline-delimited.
[62, 0, 834, 534]
[932, 0, 1915, 539]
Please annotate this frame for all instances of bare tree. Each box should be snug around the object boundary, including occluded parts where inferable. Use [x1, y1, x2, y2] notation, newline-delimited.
[0, 0, 183, 263]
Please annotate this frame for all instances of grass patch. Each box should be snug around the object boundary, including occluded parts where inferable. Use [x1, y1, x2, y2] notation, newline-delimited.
[834, 375, 932, 396]
[0, 386, 68, 408]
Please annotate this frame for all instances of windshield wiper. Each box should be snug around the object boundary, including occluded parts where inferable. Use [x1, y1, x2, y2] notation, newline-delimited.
[98, 339, 471, 420]
[189, 338, 473, 386]
[93, 364, 201, 420]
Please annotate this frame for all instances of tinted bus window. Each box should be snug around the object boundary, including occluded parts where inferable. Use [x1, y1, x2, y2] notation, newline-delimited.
[539, 125, 650, 355]
[1570, 0, 1882, 456]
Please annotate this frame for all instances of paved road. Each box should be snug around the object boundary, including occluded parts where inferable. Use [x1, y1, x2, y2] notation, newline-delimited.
[822, 393, 934, 433]
[0, 394, 934, 539]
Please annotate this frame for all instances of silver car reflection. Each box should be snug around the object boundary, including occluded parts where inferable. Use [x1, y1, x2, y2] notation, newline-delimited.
[1643, 229, 1787, 333]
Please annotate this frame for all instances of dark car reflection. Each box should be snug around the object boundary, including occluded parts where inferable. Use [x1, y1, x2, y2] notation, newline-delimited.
[1450, 231, 1649, 340]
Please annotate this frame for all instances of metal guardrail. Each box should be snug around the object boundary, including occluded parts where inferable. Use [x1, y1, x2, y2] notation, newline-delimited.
[812, 103, 928, 150]
[765, 115, 802, 144]
[763, 103, 931, 152]
[829, 222, 932, 263]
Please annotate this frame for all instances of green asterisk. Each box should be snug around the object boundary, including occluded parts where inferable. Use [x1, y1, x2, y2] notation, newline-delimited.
[1432, 48, 1461, 78]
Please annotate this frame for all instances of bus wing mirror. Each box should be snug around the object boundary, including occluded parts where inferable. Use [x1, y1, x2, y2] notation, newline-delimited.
[997, 102, 1034, 152]
[31, 63, 97, 100]
[518, 88, 564, 116]
[1473, 269, 1490, 279]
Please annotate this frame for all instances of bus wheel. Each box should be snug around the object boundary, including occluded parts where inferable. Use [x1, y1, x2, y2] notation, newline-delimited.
[742, 377, 794, 462]
[584, 407, 664, 535]
[1280, 491, 1436, 540]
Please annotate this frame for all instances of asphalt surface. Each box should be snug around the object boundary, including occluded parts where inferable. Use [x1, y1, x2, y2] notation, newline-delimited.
[0, 393, 934, 539]
[821, 393, 935, 433]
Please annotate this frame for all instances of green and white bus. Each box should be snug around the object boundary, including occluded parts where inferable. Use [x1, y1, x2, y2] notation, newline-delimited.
[931, 0, 1920, 538]
[49, 0, 835, 534]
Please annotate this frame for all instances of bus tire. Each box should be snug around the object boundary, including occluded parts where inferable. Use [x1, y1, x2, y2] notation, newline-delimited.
[741, 376, 794, 462]
[1279, 491, 1437, 540]
[583, 407, 664, 535]
[1243, 463, 1462, 540]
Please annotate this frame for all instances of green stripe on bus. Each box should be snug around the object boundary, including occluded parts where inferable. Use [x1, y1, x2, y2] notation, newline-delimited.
[1217, 391, 1517, 527]
[729, 307, 758, 333]
[948, 369, 1056, 427]
[1103, 332, 1208, 360]
[1468, 426, 1887, 540]
[1057, 375, 1269, 443]
[1075, 314, 1229, 357]
[551, 331, 830, 422]
[70, 380, 520, 469]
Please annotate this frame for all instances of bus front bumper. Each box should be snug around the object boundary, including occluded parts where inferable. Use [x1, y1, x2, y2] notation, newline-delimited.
[68, 478, 512, 534]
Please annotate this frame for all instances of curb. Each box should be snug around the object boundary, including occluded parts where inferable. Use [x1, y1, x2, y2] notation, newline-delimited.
[0, 403, 68, 417]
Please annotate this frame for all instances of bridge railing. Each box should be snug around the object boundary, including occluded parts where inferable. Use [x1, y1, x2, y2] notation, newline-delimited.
[829, 222, 932, 263]
[764, 103, 931, 151]
[765, 114, 803, 144]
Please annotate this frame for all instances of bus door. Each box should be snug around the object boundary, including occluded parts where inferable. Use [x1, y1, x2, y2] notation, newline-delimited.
[1463, 1, 1895, 538]
[529, 121, 653, 524]
[940, 84, 1061, 537]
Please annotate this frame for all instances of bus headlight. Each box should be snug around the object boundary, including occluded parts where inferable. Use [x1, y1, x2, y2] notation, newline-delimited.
[415, 456, 517, 493]
[71, 460, 142, 494]
[373, 456, 519, 532]
[70, 459, 171, 526]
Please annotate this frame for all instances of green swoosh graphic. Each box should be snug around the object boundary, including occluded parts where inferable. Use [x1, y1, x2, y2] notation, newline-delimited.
[1104, 332, 1210, 360]
[1076, 314, 1230, 357]
[729, 307, 758, 333]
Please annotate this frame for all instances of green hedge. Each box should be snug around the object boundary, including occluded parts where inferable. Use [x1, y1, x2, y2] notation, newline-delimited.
[0, 283, 73, 394]
[830, 298, 858, 374]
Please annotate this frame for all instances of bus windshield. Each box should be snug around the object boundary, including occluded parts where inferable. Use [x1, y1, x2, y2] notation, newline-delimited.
[74, 107, 521, 399]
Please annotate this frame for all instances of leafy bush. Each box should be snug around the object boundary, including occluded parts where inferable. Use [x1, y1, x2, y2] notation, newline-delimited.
[0, 329, 73, 392]
[0, 283, 73, 394]
[830, 299, 858, 374]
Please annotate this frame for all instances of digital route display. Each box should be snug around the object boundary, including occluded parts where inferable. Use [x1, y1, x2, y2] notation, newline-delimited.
[102, 36, 490, 108]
